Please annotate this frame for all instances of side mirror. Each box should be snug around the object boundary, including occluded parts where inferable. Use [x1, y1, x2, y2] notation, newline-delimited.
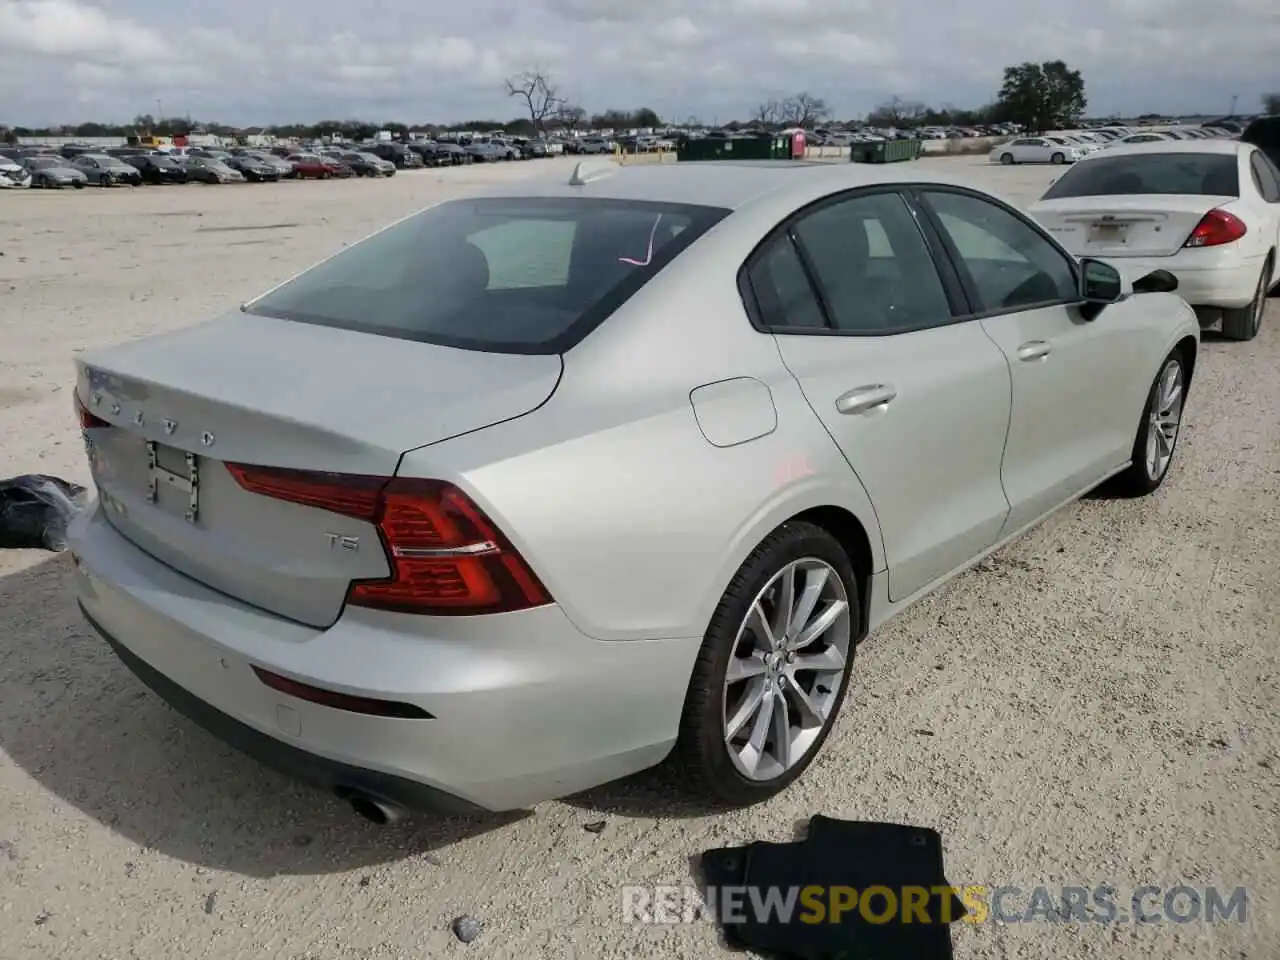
[1077, 258, 1126, 320]
[1132, 268, 1179, 294]
[1079, 258, 1124, 303]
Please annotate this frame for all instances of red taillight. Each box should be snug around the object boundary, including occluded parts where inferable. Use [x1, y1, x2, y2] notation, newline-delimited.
[1183, 209, 1247, 248]
[225, 464, 552, 616]
[75, 392, 109, 429]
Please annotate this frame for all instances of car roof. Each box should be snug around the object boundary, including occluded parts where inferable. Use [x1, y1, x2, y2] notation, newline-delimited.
[1083, 140, 1244, 160]
[477, 160, 982, 211]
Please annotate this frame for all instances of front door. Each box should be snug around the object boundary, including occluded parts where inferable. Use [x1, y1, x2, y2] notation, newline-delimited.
[745, 188, 1013, 602]
[915, 187, 1143, 535]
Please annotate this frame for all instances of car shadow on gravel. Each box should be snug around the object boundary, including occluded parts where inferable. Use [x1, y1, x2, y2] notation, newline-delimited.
[562, 768, 729, 819]
[0, 553, 522, 877]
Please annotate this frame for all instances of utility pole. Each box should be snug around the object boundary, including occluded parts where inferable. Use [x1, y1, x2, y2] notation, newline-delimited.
[1229, 94, 1238, 117]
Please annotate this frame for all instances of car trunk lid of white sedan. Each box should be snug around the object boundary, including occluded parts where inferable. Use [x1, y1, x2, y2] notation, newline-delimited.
[75, 311, 562, 628]
[1031, 195, 1239, 257]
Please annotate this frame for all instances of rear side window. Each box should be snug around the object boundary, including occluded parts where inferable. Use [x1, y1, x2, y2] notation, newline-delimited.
[746, 234, 827, 330]
[1041, 153, 1240, 199]
[1252, 152, 1280, 202]
[245, 197, 729, 354]
[792, 191, 953, 334]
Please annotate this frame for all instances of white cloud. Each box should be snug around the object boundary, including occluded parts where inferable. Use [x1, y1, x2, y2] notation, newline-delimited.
[0, 0, 166, 59]
[0, 0, 1277, 126]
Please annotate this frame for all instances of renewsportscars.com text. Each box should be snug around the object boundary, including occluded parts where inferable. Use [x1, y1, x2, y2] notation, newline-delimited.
[622, 884, 1248, 925]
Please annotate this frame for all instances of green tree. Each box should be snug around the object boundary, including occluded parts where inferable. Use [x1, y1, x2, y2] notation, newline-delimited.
[996, 60, 1086, 132]
[1263, 93, 1280, 115]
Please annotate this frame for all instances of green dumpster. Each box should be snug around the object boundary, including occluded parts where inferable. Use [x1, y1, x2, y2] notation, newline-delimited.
[677, 134, 792, 162]
[850, 138, 922, 163]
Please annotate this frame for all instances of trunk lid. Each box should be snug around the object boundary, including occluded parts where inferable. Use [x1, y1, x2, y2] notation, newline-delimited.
[1030, 195, 1238, 258]
[76, 311, 563, 627]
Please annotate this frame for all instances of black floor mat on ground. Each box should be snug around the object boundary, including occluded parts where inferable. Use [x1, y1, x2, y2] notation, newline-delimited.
[700, 816, 964, 960]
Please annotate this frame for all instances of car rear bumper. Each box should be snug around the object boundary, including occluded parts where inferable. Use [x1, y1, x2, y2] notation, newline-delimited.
[80, 603, 485, 815]
[1114, 253, 1266, 309]
[68, 503, 701, 813]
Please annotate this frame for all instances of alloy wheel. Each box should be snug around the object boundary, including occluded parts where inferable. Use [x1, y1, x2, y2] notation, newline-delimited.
[1145, 358, 1185, 481]
[722, 558, 851, 781]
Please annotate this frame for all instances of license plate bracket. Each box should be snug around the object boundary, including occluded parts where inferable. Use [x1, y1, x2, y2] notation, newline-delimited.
[1089, 221, 1127, 244]
[146, 441, 200, 523]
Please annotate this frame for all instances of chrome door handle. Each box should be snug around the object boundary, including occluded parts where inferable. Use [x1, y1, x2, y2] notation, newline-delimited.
[835, 384, 897, 415]
[1017, 340, 1052, 362]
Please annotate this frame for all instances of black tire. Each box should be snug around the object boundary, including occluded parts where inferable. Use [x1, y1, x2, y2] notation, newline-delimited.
[101, 172, 115, 187]
[999, 153, 1013, 165]
[1220, 258, 1271, 341]
[1051, 152, 1065, 164]
[1111, 348, 1189, 497]
[673, 521, 859, 807]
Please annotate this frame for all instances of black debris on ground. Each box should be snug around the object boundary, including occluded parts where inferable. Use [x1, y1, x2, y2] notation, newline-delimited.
[700, 816, 965, 960]
[0, 475, 86, 551]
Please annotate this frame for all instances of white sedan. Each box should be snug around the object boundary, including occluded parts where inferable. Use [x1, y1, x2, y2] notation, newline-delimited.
[1030, 140, 1280, 341]
[990, 136, 1085, 165]
[1111, 132, 1175, 147]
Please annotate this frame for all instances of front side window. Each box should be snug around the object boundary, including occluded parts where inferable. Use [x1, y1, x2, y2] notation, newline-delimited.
[922, 190, 1078, 311]
[245, 197, 729, 353]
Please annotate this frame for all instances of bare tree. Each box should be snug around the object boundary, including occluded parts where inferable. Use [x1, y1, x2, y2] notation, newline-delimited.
[867, 97, 927, 127]
[780, 92, 830, 128]
[553, 103, 587, 132]
[752, 99, 783, 127]
[1263, 92, 1280, 115]
[505, 68, 564, 135]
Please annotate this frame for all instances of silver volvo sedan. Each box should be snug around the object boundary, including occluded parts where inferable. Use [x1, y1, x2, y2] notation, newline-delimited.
[68, 159, 1199, 820]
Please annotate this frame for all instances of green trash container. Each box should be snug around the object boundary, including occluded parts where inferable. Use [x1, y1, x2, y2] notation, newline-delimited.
[677, 134, 792, 162]
[848, 143, 876, 163]
[850, 138, 922, 163]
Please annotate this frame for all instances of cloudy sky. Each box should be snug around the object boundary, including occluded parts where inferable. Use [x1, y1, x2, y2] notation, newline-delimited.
[1, 0, 1277, 127]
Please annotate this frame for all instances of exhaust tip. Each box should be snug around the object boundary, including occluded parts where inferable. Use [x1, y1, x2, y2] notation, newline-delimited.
[339, 789, 406, 825]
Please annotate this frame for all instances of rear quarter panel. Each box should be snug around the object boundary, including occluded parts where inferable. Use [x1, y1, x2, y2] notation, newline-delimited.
[394, 241, 886, 642]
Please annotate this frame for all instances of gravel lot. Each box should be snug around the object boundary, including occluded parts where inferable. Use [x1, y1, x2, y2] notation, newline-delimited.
[1, 156, 1277, 960]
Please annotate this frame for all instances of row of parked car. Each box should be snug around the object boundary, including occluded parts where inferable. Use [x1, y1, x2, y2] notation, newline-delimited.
[988, 124, 1244, 166]
[0, 134, 566, 189]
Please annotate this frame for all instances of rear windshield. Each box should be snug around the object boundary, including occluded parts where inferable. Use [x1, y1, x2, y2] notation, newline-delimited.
[244, 197, 729, 354]
[1041, 153, 1239, 199]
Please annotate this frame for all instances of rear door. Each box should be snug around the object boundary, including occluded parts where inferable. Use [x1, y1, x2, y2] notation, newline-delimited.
[749, 188, 1012, 602]
[1012, 139, 1045, 163]
[916, 187, 1142, 535]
